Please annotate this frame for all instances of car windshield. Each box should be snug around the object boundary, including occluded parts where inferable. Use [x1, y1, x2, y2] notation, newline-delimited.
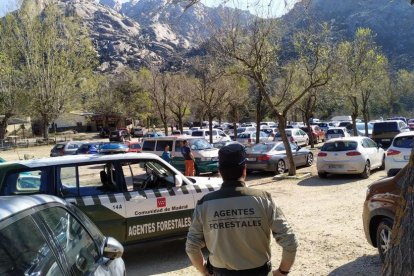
[327, 129, 344, 135]
[237, 127, 246, 133]
[191, 131, 204, 137]
[189, 139, 213, 150]
[321, 141, 358, 151]
[373, 122, 399, 133]
[393, 136, 414, 148]
[251, 143, 275, 152]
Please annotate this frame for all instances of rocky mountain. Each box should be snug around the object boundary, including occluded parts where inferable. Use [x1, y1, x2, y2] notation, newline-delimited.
[283, 0, 414, 70]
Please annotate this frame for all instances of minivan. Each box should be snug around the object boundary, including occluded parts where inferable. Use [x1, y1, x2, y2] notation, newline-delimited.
[191, 129, 231, 143]
[141, 136, 219, 174]
[372, 120, 409, 148]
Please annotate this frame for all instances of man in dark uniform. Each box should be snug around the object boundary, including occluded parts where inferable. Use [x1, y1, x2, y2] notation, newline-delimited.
[186, 143, 298, 276]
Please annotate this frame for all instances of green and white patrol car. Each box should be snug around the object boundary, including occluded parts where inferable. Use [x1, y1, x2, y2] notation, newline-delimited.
[0, 153, 222, 245]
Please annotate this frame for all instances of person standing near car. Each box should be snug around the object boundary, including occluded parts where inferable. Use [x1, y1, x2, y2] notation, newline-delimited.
[181, 140, 195, 176]
[186, 143, 298, 276]
[161, 145, 172, 164]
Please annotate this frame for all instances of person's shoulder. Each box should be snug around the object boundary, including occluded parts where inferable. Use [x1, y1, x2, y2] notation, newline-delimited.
[196, 186, 272, 206]
[239, 186, 272, 201]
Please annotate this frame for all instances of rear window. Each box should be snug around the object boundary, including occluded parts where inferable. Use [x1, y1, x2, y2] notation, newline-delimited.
[54, 144, 65, 150]
[142, 140, 155, 151]
[321, 141, 358, 152]
[192, 131, 204, 137]
[373, 122, 399, 133]
[327, 129, 344, 135]
[393, 136, 414, 148]
[156, 140, 173, 151]
[275, 130, 292, 137]
[318, 123, 328, 127]
[238, 133, 250, 138]
[250, 144, 274, 152]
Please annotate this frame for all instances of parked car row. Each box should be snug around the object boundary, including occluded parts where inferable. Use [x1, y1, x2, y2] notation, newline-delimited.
[50, 141, 141, 156]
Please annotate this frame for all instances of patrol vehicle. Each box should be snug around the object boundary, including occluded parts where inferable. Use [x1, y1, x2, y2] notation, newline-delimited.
[142, 136, 219, 175]
[0, 153, 222, 245]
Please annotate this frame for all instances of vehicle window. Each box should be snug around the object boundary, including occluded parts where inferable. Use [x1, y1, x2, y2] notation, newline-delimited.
[38, 207, 99, 275]
[327, 129, 344, 135]
[191, 131, 204, 137]
[274, 143, 286, 151]
[373, 122, 398, 133]
[121, 160, 175, 190]
[260, 132, 267, 137]
[237, 128, 246, 133]
[55, 144, 65, 150]
[4, 169, 45, 195]
[362, 139, 370, 148]
[393, 136, 414, 148]
[59, 163, 119, 197]
[156, 140, 173, 151]
[130, 143, 141, 149]
[321, 141, 358, 151]
[0, 215, 63, 276]
[67, 143, 80, 150]
[190, 139, 213, 150]
[366, 139, 378, 148]
[250, 143, 274, 152]
[142, 140, 155, 151]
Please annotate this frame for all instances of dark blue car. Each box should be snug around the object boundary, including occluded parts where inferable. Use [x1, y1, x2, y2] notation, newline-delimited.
[76, 142, 102, 154]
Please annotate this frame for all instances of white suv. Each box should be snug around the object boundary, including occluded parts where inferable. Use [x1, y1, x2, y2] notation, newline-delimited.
[385, 131, 414, 176]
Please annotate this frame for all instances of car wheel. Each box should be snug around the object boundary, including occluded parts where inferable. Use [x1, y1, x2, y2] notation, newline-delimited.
[318, 172, 327, 178]
[361, 160, 371, 179]
[380, 155, 385, 170]
[376, 218, 393, 263]
[275, 160, 286, 175]
[305, 153, 313, 167]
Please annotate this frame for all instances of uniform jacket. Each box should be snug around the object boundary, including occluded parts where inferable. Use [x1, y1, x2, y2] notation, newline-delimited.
[185, 180, 298, 270]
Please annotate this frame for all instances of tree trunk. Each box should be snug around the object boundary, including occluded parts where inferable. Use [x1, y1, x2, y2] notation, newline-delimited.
[163, 121, 168, 136]
[382, 146, 414, 275]
[208, 113, 213, 144]
[233, 122, 237, 141]
[178, 116, 183, 133]
[255, 92, 262, 144]
[42, 115, 50, 139]
[277, 115, 296, 176]
[0, 115, 10, 140]
[351, 113, 358, 136]
[363, 112, 369, 137]
[305, 119, 314, 149]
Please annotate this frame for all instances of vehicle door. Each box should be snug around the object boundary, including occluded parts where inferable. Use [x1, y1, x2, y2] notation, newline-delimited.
[172, 140, 186, 173]
[367, 138, 383, 167]
[56, 162, 126, 243]
[120, 159, 194, 243]
[290, 143, 304, 166]
[361, 138, 378, 166]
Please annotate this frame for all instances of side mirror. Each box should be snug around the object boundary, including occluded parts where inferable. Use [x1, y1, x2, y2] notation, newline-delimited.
[103, 237, 124, 260]
[175, 174, 183, 186]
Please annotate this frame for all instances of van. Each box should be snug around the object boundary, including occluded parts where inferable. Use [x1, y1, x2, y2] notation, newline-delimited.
[142, 136, 219, 174]
[372, 120, 409, 148]
[191, 129, 231, 143]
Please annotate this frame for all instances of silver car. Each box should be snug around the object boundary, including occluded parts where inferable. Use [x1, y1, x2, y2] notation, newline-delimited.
[246, 142, 314, 174]
[0, 195, 125, 275]
[50, 141, 84, 157]
[236, 131, 270, 146]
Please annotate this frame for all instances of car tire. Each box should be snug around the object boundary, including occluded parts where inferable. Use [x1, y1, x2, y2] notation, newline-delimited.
[305, 153, 313, 167]
[275, 160, 286, 175]
[376, 218, 393, 263]
[361, 160, 371, 179]
[318, 172, 327, 178]
[380, 155, 385, 170]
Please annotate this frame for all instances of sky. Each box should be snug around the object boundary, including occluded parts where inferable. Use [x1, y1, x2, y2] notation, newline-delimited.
[0, 0, 299, 17]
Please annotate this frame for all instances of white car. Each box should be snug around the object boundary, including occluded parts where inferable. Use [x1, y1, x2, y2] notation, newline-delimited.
[191, 129, 231, 143]
[385, 131, 414, 176]
[236, 131, 270, 146]
[325, 127, 350, 141]
[274, 128, 309, 147]
[317, 137, 385, 178]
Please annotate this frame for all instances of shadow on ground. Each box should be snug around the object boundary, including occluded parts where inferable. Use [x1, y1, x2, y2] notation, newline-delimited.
[298, 170, 384, 187]
[124, 239, 192, 275]
[328, 255, 381, 276]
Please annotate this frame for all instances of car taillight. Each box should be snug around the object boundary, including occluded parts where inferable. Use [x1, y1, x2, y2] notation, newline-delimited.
[387, 149, 401, 156]
[248, 138, 252, 144]
[346, 151, 361, 156]
[258, 154, 271, 161]
[318, 152, 327, 157]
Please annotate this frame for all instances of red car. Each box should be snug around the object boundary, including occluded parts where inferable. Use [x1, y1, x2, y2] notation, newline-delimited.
[126, 141, 142, 153]
[300, 125, 325, 144]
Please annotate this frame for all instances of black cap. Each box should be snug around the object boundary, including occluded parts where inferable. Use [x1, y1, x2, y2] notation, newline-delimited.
[219, 143, 246, 168]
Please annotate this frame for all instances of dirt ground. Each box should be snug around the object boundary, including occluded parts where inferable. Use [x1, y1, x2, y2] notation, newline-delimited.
[0, 143, 384, 276]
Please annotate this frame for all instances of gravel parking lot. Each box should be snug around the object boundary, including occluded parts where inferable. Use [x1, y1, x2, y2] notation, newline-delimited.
[0, 142, 384, 275]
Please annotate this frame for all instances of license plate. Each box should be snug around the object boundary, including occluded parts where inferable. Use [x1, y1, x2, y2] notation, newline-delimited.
[382, 139, 391, 142]
[329, 165, 343, 169]
[404, 155, 410, 160]
[247, 158, 256, 161]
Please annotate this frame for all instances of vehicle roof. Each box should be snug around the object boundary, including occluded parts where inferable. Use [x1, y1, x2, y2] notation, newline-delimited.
[327, 127, 347, 130]
[324, 137, 365, 143]
[394, 131, 414, 138]
[375, 120, 404, 124]
[0, 152, 162, 169]
[0, 195, 66, 221]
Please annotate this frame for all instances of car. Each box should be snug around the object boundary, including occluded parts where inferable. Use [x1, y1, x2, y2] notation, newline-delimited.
[274, 128, 309, 147]
[99, 142, 129, 154]
[241, 122, 256, 127]
[0, 195, 125, 275]
[346, 122, 374, 137]
[317, 137, 385, 178]
[408, 118, 414, 130]
[236, 131, 270, 146]
[387, 116, 407, 124]
[0, 153, 222, 245]
[317, 122, 330, 133]
[300, 125, 325, 144]
[384, 131, 414, 176]
[338, 121, 352, 128]
[363, 173, 403, 262]
[142, 136, 219, 174]
[260, 121, 277, 128]
[109, 129, 131, 142]
[76, 142, 102, 154]
[246, 142, 313, 174]
[212, 141, 237, 149]
[372, 120, 409, 148]
[325, 127, 350, 141]
[50, 141, 84, 157]
[99, 127, 111, 138]
[132, 127, 144, 137]
[191, 129, 231, 143]
[229, 127, 254, 141]
[127, 141, 142, 153]
[172, 130, 182, 135]
[143, 132, 164, 138]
